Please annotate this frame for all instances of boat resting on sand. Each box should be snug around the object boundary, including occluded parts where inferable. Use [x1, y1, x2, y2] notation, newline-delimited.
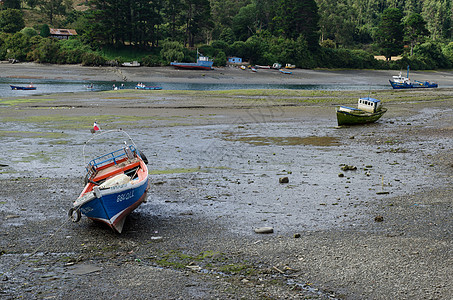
[69, 130, 149, 233]
[279, 69, 292, 74]
[336, 97, 387, 126]
[170, 55, 213, 70]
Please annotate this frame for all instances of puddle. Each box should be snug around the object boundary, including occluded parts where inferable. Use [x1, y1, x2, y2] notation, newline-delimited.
[223, 135, 340, 146]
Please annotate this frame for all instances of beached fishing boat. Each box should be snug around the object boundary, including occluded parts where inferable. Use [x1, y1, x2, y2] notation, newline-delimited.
[170, 52, 213, 70]
[10, 85, 36, 90]
[336, 97, 387, 126]
[135, 84, 162, 90]
[69, 129, 149, 233]
[389, 66, 438, 89]
[122, 61, 140, 67]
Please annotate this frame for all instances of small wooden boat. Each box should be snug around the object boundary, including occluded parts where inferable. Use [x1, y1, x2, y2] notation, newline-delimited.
[389, 66, 438, 89]
[69, 130, 149, 233]
[135, 85, 162, 90]
[10, 85, 36, 90]
[336, 97, 387, 126]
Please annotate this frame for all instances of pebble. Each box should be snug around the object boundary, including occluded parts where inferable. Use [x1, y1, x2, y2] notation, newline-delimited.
[279, 177, 289, 183]
[254, 227, 274, 234]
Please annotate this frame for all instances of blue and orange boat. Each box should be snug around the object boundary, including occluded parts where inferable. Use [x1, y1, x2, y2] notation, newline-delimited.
[69, 130, 149, 233]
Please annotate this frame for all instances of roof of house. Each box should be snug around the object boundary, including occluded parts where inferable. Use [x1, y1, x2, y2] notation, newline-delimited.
[49, 28, 78, 36]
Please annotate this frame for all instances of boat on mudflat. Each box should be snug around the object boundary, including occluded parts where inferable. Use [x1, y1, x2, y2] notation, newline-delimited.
[336, 97, 387, 126]
[69, 129, 149, 233]
[10, 85, 36, 90]
[135, 84, 162, 90]
[389, 66, 438, 89]
[170, 54, 213, 70]
[279, 69, 292, 74]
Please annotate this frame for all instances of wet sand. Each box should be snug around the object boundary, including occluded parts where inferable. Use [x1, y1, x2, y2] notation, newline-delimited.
[0, 64, 453, 299]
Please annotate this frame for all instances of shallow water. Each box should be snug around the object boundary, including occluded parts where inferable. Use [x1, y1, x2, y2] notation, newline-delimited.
[0, 77, 390, 98]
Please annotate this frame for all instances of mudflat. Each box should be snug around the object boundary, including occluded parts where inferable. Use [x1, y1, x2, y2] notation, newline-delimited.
[0, 64, 452, 299]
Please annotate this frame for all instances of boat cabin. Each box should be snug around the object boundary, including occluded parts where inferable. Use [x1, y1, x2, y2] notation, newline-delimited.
[357, 97, 382, 113]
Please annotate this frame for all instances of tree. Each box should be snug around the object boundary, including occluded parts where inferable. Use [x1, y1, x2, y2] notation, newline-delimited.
[160, 39, 184, 62]
[422, 0, 452, 40]
[5, 32, 30, 61]
[405, 13, 428, 56]
[181, 0, 213, 47]
[39, 0, 69, 26]
[0, 9, 25, 33]
[40, 24, 50, 37]
[20, 27, 38, 38]
[232, 3, 259, 41]
[317, 0, 356, 46]
[273, 0, 319, 50]
[2, 0, 21, 9]
[377, 8, 404, 60]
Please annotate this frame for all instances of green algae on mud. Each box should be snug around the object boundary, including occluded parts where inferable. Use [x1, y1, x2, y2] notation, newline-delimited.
[0, 98, 57, 106]
[0, 130, 68, 139]
[1, 114, 151, 130]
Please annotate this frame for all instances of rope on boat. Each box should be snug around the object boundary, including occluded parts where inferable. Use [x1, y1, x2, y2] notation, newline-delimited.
[0, 213, 74, 278]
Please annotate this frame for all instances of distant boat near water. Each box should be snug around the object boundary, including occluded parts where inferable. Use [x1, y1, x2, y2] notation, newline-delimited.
[336, 97, 387, 126]
[389, 66, 438, 89]
[122, 61, 140, 67]
[10, 84, 36, 90]
[135, 84, 162, 90]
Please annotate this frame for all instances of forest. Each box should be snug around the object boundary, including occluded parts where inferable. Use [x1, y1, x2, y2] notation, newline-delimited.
[0, 0, 452, 69]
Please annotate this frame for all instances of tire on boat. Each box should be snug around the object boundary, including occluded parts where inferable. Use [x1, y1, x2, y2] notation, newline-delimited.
[68, 208, 81, 223]
[138, 151, 148, 164]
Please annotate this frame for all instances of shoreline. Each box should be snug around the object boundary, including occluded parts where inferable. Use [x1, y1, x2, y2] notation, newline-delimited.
[2, 62, 453, 86]
[0, 64, 452, 299]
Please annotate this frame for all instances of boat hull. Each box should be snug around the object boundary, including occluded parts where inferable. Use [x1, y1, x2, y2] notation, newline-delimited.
[80, 175, 149, 233]
[336, 107, 387, 126]
[10, 85, 36, 90]
[170, 61, 213, 70]
[389, 80, 438, 89]
[73, 142, 150, 233]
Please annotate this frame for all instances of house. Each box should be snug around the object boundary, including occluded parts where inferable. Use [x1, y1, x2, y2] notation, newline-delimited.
[49, 28, 78, 40]
[227, 57, 242, 64]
